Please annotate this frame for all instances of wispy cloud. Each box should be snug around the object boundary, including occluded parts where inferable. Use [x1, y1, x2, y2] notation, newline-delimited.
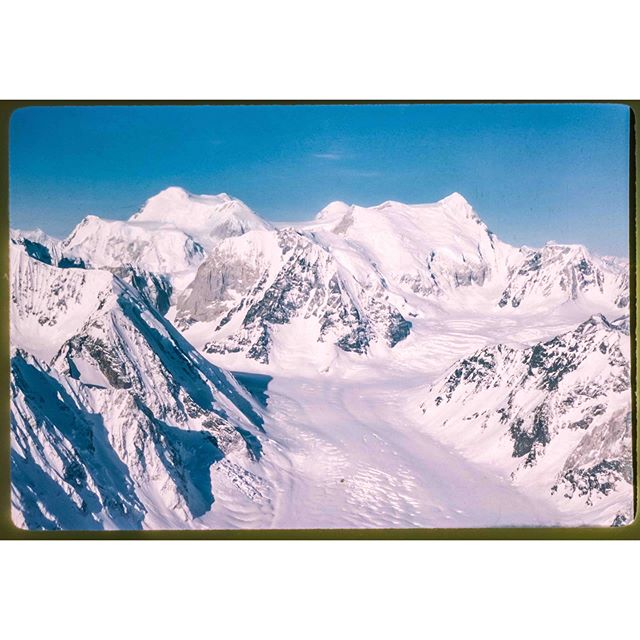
[310, 151, 380, 177]
[345, 169, 380, 178]
[312, 152, 343, 160]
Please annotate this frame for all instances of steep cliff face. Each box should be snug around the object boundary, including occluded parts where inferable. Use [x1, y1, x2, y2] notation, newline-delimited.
[10, 241, 115, 360]
[10, 228, 62, 266]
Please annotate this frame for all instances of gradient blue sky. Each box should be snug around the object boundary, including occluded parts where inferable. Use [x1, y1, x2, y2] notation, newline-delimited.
[10, 103, 631, 255]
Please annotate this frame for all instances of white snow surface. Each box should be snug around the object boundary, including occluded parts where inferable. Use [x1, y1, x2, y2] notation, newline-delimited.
[129, 186, 271, 249]
[62, 214, 206, 275]
[9, 189, 634, 530]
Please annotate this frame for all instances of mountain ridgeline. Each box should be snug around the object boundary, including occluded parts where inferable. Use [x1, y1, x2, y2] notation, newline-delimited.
[10, 187, 633, 529]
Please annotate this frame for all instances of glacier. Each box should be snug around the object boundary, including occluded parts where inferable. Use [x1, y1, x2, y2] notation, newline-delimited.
[9, 188, 634, 529]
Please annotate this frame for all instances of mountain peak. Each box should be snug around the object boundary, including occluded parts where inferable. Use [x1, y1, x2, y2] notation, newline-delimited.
[155, 185, 190, 200]
[129, 187, 271, 248]
[315, 200, 352, 220]
[434, 192, 486, 227]
[374, 200, 406, 210]
[139, 187, 238, 212]
[543, 240, 588, 253]
[10, 227, 60, 246]
[437, 192, 471, 207]
[579, 313, 614, 332]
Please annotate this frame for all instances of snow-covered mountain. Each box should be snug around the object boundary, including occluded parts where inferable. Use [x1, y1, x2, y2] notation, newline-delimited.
[302, 193, 516, 300]
[58, 214, 206, 315]
[61, 214, 206, 274]
[176, 227, 412, 366]
[10, 187, 633, 529]
[498, 242, 628, 310]
[129, 186, 271, 249]
[414, 314, 632, 525]
[10, 228, 62, 266]
[174, 192, 628, 368]
[19, 188, 271, 320]
[10, 242, 269, 530]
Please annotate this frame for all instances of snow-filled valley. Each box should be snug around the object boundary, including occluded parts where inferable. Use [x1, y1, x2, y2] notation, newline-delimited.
[9, 187, 634, 529]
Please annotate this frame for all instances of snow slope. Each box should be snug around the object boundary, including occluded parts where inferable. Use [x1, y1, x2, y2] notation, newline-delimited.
[255, 375, 571, 529]
[62, 214, 205, 274]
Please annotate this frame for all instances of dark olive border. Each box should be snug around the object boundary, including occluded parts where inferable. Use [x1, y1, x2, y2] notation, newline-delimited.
[0, 99, 637, 540]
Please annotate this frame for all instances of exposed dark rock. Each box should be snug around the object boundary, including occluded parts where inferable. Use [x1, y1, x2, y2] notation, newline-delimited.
[110, 266, 173, 316]
[22, 239, 52, 265]
[509, 403, 551, 464]
[557, 459, 626, 505]
[386, 311, 412, 347]
[58, 256, 87, 269]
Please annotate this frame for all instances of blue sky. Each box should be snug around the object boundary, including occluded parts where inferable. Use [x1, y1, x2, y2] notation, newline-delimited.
[10, 103, 631, 255]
